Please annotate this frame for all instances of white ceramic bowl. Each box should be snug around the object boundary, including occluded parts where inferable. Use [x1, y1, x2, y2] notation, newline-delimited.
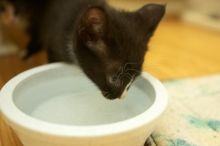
[0, 63, 168, 146]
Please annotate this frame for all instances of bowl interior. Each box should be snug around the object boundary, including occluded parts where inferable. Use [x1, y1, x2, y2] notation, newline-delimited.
[13, 65, 156, 126]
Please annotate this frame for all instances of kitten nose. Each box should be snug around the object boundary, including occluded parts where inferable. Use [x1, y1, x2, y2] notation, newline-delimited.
[102, 75, 121, 100]
[104, 75, 131, 100]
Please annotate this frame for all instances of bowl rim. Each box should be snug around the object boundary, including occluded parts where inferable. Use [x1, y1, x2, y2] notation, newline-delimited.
[0, 63, 168, 137]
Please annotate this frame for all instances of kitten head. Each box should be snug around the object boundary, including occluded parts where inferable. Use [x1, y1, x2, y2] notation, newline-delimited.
[75, 4, 165, 100]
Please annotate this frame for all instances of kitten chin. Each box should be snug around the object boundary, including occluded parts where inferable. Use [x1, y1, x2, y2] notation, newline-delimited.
[1, 0, 165, 99]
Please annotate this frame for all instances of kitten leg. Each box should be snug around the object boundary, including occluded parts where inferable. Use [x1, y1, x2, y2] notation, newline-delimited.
[47, 48, 59, 63]
[21, 36, 42, 60]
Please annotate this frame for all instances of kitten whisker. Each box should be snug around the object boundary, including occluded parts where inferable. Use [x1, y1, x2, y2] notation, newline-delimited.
[115, 80, 121, 87]
[106, 93, 111, 98]
[123, 73, 133, 81]
[117, 66, 124, 79]
[102, 91, 109, 97]
[120, 80, 124, 86]
[125, 68, 141, 74]
[123, 62, 137, 71]
[124, 72, 133, 79]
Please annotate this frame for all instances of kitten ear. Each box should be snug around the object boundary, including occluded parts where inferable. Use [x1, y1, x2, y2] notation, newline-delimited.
[79, 6, 107, 43]
[138, 4, 165, 32]
[78, 6, 108, 58]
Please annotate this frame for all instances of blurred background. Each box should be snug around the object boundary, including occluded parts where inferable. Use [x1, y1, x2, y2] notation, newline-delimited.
[0, 0, 220, 87]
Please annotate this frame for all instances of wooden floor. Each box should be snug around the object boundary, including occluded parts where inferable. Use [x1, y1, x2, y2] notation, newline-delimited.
[0, 52, 47, 88]
[144, 18, 220, 80]
[0, 17, 220, 146]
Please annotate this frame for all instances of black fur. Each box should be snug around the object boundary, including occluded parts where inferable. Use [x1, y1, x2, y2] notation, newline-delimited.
[1, 0, 165, 99]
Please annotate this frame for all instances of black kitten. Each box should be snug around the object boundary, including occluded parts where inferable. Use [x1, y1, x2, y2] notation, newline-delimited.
[1, 0, 165, 99]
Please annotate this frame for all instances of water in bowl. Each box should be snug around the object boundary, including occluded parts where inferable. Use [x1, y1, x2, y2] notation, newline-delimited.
[30, 84, 152, 126]
[14, 67, 154, 126]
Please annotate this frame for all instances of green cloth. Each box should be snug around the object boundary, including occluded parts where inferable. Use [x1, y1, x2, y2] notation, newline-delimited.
[148, 75, 220, 146]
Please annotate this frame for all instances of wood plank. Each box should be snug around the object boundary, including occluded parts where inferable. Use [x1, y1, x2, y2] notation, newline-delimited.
[144, 19, 220, 80]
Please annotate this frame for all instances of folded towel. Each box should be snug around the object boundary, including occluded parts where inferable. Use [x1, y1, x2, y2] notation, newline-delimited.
[152, 75, 220, 146]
